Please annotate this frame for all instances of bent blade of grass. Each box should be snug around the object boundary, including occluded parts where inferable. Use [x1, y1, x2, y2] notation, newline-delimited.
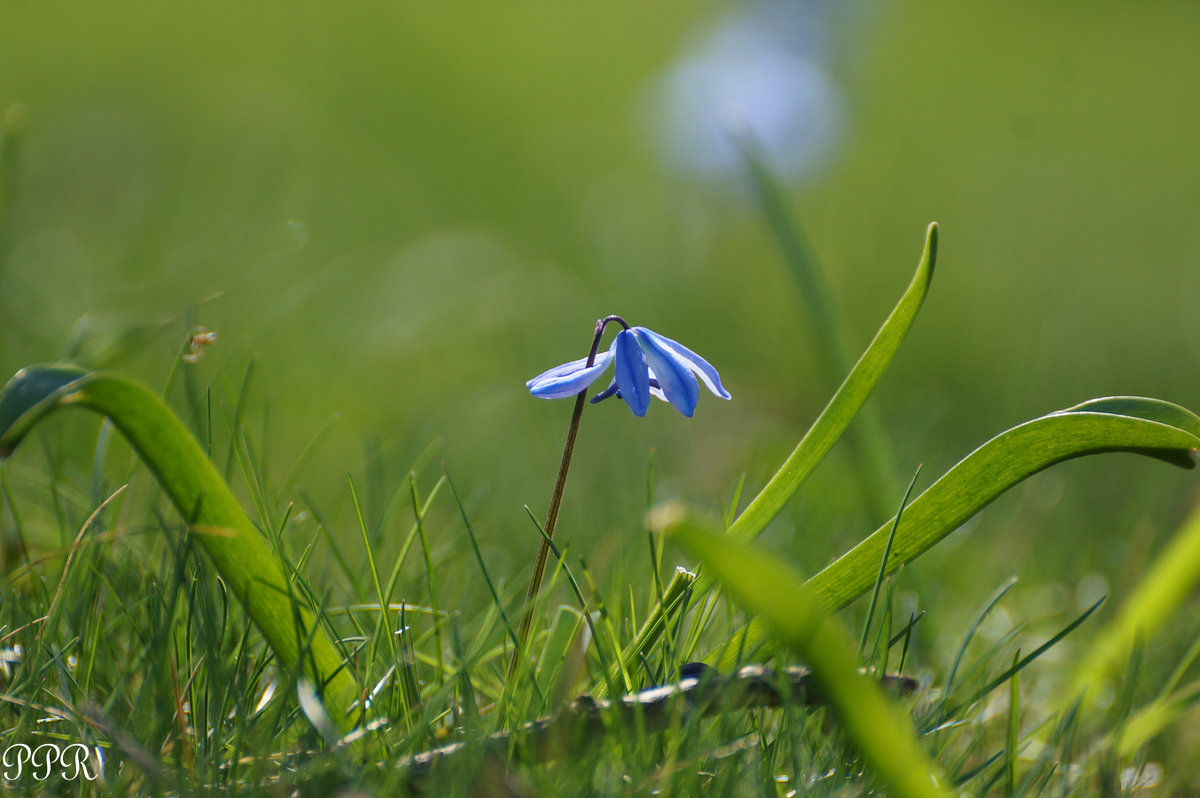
[660, 509, 951, 798]
[536, 605, 585, 705]
[808, 397, 1200, 610]
[347, 473, 401, 707]
[712, 398, 1200, 670]
[443, 467, 546, 719]
[0, 365, 360, 729]
[412, 474, 445, 686]
[896, 610, 921, 673]
[1159, 631, 1200, 701]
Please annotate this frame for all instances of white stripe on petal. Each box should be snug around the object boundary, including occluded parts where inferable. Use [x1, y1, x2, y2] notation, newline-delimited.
[527, 348, 615, 399]
[634, 327, 730, 399]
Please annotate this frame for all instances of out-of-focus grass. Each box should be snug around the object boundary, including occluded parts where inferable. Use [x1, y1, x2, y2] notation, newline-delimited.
[5, 336, 1197, 793]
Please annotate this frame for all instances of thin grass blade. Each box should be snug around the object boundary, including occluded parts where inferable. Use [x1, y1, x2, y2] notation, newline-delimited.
[860, 466, 922, 656]
[947, 595, 1105, 717]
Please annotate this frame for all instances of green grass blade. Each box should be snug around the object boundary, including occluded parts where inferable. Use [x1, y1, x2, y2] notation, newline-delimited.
[736, 131, 898, 521]
[348, 473, 401, 711]
[713, 397, 1200, 670]
[946, 577, 1019, 698]
[727, 221, 938, 543]
[222, 359, 256, 481]
[594, 566, 695, 698]
[521, 504, 612, 683]
[948, 596, 1105, 718]
[1006, 648, 1021, 795]
[273, 411, 340, 507]
[660, 508, 951, 798]
[412, 474, 445, 687]
[1160, 632, 1200, 700]
[535, 605, 585, 706]
[298, 487, 359, 590]
[0, 365, 360, 729]
[895, 610, 921, 673]
[442, 468, 522, 664]
[577, 556, 632, 694]
[806, 399, 1200, 611]
[860, 466, 922, 656]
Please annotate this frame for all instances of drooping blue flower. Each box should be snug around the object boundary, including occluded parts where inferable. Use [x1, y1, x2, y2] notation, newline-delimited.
[526, 325, 730, 417]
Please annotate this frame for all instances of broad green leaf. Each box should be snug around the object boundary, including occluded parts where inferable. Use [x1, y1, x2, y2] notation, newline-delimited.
[662, 510, 951, 798]
[711, 397, 1200, 670]
[0, 365, 360, 730]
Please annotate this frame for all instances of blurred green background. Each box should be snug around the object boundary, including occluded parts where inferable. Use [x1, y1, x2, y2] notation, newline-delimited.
[2, 1, 1199, 644]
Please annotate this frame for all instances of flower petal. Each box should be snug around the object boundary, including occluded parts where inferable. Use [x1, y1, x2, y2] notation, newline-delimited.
[613, 329, 651, 416]
[631, 328, 700, 416]
[633, 327, 730, 399]
[527, 347, 615, 399]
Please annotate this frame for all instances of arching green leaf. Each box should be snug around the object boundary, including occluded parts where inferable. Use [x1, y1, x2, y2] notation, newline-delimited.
[0, 365, 360, 730]
[709, 397, 1200, 671]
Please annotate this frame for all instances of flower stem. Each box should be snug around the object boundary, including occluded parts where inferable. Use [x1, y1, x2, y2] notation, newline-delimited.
[509, 315, 628, 682]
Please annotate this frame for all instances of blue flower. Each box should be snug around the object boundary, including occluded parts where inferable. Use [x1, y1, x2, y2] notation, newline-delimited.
[526, 326, 730, 417]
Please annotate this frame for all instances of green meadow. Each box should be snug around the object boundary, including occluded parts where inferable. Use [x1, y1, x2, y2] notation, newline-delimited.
[1, 2, 1199, 794]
